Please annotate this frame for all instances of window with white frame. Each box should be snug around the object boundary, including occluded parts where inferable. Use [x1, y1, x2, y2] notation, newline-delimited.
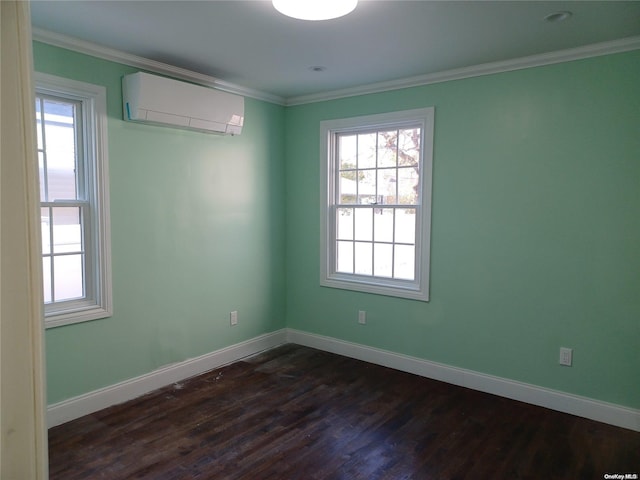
[320, 108, 434, 301]
[35, 73, 112, 328]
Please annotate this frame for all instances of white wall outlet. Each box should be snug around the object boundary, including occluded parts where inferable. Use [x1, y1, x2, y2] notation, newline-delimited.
[559, 347, 573, 366]
[358, 310, 366, 325]
[230, 310, 238, 326]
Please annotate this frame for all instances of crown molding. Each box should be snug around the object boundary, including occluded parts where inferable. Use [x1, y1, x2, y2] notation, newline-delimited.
[285, 35, 640, 106]
[33, 28, 640, 108]
[31, 28, 286, 106]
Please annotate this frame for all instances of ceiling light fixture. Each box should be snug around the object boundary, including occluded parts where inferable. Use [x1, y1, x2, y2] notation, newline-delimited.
[272, 0, 358, 21]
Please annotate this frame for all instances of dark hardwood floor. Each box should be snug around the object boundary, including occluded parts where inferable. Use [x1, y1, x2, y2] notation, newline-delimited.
[49, 344, 639, 479]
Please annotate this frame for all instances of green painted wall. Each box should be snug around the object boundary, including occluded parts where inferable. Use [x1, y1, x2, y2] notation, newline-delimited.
[285, 51, 640, 409]
[35, 41, 639, 411]
[34, 42, 287, 404]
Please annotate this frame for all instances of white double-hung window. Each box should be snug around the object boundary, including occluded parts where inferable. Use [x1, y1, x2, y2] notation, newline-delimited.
[35, 73, 112, 328]
[320, 108, 434, 301]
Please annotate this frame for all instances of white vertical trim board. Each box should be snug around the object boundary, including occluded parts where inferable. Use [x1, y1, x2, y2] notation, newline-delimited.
[47, 330, 287, 428]
[286, 329, 640, 432]
[1, 1, 49, 476]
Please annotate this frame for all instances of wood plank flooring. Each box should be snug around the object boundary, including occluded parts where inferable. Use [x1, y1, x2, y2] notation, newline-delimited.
[49, 344, 639, 479]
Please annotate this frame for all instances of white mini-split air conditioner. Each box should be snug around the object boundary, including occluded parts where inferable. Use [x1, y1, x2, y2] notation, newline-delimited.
[122, 72, 244, 135]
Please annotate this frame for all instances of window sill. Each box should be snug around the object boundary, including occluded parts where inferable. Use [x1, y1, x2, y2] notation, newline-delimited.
[45, 304, 112, 329]
[321, 274, 429, 302]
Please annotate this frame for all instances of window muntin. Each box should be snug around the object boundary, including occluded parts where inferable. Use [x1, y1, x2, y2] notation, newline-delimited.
[37, 95, 88, 304]
[321, 108, 434, 301]
[335, 127, 421, 280]
[35, 73, 112, 328]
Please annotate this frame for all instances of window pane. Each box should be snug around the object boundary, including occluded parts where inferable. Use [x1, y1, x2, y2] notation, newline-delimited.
[43, 257, 52, 304]
[36, 78, 113, 325]
[44, 98, 78, 201]
[323, 108, 433, 302]
[378, 169, 396, 204]
[398, 167, 419, 205]
[337, 241, 353, 274]
[395, 209, 416, 244]
[394, 245, 415, 280]
[339, 135, 357, 170]
[53, 254, 84, 301]
[354, 208, 373, 241]
[337, 208, 353, 240]
[399, 128, 420, 167]
[357, 170, 377, 205]
[378, 130, 397, 168]
[41, 207, 51, 254]
[52, 207, 83, 254]
[38, 152, 47, 201]
[374, 243, 393, 278]
[339, 171, 357, 204]
[374, 208, 394, 243]
[357, 133, 376, 169]
[36, 99, 44, 150]
[354, 242, 372, 275]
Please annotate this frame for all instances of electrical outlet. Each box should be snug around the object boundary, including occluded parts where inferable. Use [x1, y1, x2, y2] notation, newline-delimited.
[230, 310, 238, 326]
[358, 310, 366, 325]
[559, 347, 572, 366]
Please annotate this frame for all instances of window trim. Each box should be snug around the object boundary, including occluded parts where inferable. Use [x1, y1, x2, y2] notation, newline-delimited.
[35, 72, 113, 328]
[320, 107, 434, 302]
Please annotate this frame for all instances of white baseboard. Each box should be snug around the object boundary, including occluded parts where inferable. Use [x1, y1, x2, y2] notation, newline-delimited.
[48, 327, 639, 432]
[286, 329, 640, 432]
[47, 329, 287, 428]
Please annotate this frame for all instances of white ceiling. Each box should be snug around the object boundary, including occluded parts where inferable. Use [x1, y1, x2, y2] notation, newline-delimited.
[30, 1, 640, 102]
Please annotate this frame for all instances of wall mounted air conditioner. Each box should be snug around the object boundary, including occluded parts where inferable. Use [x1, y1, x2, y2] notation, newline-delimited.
[122, 72, 244, 135]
